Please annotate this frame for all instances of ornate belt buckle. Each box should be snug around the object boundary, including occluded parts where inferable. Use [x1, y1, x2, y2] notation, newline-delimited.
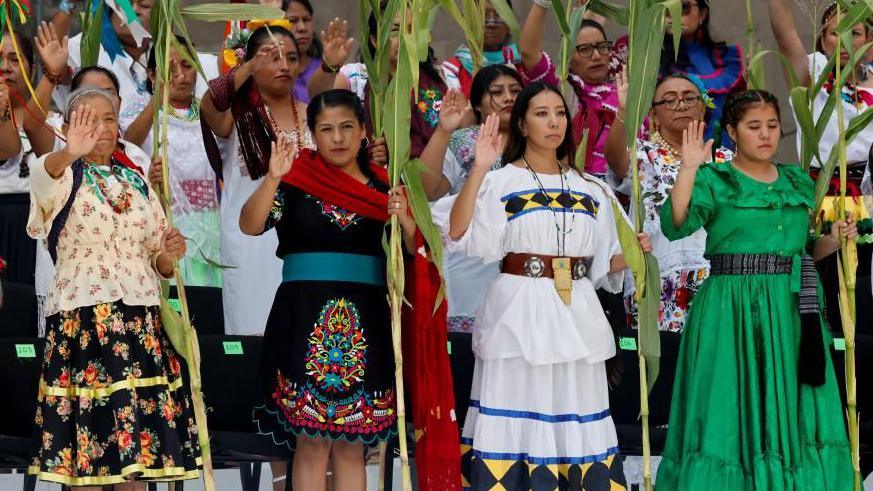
[572, 259, 588, 280]
[523, 256, 546, 278]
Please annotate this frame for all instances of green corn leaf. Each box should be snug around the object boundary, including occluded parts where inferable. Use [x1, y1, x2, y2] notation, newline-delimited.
[789, 86, 819, 170]
[402, 159, 447, 309]
[490, 0, 520, 44]
[178, 3, 284, 21]
[80, 0, 104, 67]
[436, 0, 484, 70]
[834, 1, 872, 35]
[612, 201, 646, 297]
[575, 128, 590, 174]
[747, 50, 802, 90]
[551, 0, 572, 35]
[587, 0, 629, 25]
[639, 252, 661, 392]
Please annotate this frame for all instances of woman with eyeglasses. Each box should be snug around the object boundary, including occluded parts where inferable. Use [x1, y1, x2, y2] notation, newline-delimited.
[519, 0, 616, 179]
[605, 74, 732, 335]
[610, 0, 744, 143]
[442, 0, 520, 98]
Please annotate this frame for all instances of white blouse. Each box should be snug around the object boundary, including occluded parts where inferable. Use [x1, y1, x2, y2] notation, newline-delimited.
[433, 165, 625, 365]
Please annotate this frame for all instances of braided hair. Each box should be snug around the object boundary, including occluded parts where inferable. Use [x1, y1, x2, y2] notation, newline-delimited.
[720, 90, 781, 142]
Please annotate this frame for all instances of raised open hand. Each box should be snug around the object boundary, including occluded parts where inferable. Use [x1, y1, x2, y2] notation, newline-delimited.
[268, 133, 298, 179]
[680, 120, 713, 169]
[473, 113, 502, 171]
[320, 18, 355, 68]
[438, 89, 471, 133]
[615, 66, 628, 112]
[35, 21, 69, 80]
[64, 105, 104, 159]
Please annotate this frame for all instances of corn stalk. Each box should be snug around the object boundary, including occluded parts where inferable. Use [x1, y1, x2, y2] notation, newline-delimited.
[146, 2, 282, 490]
[616, 1, 681, 490]
[832, 6, 861, 489]
[744, 0, 765, 88]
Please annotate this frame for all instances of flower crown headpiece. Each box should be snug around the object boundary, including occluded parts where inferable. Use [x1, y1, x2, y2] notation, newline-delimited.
[682, 73, 716, 109]
[222, 18, 294, 69]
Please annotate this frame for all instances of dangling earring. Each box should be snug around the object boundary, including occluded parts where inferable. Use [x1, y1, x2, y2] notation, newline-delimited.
[361, 137, 370, 149]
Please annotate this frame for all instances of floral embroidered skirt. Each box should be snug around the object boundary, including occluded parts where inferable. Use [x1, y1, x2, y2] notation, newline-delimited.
[29, 301, 201, 486]
[625, 267, 708, 333]
[252, 281, 397, 447]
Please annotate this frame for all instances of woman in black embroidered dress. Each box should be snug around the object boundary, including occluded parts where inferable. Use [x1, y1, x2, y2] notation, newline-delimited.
[242, 89, 417, 491]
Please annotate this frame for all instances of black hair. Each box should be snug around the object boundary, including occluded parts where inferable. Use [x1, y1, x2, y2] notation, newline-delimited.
[503, 82, 575, 166]
[71, 66, 121, 93]
[279, 0, 323, 59]
[579, 19, 607, 40]
[720, 90, 781, 140]
[367, 0, 443, 88]
[145, 35, 195, 94]
[661, 0, 727, 75]
[7, 30, 34, 71]
[469, 64, 523, 124]
[307, 89, 387, 191]
[815, 3, 870, 54]
[244, 25, 300, 62]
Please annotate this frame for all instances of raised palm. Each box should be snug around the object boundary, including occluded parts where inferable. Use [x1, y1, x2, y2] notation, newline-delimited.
[320, 18, 355, 68]
[65, 105, 103, 159]
[681, 120, 713, 169]
[615, 66, 628, 111]
[268, 133, 298, 179]
[35, 21, 68, 77]
[438, 89, 470, 133]
[473, 113, 502, 171]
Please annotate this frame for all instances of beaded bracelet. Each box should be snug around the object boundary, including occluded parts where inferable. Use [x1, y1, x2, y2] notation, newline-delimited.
[532, 0, 552, 8]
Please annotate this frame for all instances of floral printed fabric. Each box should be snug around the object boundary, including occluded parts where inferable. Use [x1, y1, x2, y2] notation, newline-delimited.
[623, 142, 732, 332]
[29, 302, 201, 485]
[625, 267, 709, 333]
[26, 155, 169, 316]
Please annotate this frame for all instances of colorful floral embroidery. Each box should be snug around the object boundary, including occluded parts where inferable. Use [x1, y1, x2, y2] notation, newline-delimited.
[417, 87, 444, 128]
[626, 267, 708, 333]
[270, 298, 396, 440]
[306, 298, 367, 393]
[307, 195, 363, 230]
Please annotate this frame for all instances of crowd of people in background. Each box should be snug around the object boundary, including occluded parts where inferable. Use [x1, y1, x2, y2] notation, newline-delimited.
[0, 0, 871, 489]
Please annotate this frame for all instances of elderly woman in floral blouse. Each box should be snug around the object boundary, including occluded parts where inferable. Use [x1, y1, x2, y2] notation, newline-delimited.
[26, 87, 201, 489]
[605, 72, 731, 334]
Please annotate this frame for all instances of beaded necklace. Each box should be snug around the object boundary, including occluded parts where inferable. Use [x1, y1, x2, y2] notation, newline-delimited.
[166, 98, 201, 123]
[84, 162, 134, 214]
[650, 131, 682, 160]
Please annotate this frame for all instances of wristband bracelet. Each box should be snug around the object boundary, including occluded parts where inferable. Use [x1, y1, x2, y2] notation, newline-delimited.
[320, 58, 340, 74]
[43, 68, 65, 85]
[532, 0, 552, 8]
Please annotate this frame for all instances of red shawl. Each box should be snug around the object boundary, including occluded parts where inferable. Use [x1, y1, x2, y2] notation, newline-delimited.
[284, 149, 461, 490]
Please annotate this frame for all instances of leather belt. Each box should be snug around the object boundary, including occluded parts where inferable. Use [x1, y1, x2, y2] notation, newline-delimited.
[501, 253, 591, 280]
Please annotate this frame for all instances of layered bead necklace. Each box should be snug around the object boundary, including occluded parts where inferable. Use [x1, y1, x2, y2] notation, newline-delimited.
[650, 131, 682, 160]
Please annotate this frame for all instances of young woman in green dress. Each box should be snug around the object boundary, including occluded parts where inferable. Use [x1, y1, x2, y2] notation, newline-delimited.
[655, 90, 858, 490]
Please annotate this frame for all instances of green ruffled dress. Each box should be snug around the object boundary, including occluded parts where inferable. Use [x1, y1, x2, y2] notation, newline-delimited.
[655, 162, 853, 490]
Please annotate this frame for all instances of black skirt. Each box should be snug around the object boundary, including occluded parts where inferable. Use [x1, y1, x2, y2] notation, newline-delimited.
[252, 280, 397, 447]
[29, 301, 201, 485]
